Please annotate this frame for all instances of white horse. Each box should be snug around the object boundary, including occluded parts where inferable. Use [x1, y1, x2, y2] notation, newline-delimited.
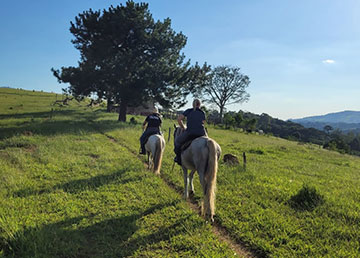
[174, 126, 221, 222]
[145, 134, 166, 175]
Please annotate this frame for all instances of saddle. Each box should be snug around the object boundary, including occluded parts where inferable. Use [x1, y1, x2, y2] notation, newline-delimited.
[144, 132, 162, 144]
[180, 135, 202, 152]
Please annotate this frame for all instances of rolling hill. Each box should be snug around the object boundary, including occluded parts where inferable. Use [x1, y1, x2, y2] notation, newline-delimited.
[1, 88, 360, 257]
[290, 110, 360, 132]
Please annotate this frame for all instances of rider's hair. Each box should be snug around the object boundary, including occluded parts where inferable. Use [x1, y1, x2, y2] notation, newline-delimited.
[193, 99, 201, 110]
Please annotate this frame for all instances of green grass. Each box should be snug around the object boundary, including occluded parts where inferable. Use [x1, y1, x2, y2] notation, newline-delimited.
[207, 129, 360, 257]
[0, 89, 235, 257]
[1, 88, 360, 257]
[113, 110, 360, 257]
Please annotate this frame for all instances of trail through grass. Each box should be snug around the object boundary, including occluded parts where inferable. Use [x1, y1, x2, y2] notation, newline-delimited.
[112, 112, 360, 257]
[0, 89, 235, 257]
[2, 88, 360, 257]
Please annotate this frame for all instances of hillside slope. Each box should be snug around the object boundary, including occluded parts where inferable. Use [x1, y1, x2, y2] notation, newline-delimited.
[291, 110, 360, 123]
[1, 89, 360, 257]
[290, 110, 360, 132]
[0, 89, 236, 257]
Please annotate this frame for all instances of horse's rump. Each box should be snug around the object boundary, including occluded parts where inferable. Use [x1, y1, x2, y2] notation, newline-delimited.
[145, 134, 165, 174]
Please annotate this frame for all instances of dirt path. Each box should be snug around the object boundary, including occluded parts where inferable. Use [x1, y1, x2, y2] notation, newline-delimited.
[93, 126, 257, 258]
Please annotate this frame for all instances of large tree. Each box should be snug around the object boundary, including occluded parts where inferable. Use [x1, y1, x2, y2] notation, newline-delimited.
[199, 65, 250, 123]
[52, 1, 209, 121]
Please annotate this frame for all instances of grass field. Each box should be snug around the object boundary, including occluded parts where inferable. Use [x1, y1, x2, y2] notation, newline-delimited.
[1, 88, 360, 257]
[0, 89, 235, 257]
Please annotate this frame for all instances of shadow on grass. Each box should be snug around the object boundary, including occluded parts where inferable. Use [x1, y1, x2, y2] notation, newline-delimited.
[13, 168, 140, 198]
[0, 109, 78, 120]
[1, 200, 186, 257]
[0, 109, 137, 140]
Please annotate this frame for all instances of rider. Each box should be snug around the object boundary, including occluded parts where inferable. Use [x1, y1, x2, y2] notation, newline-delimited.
[174, 99, 207, 165]
[139, 108, 162, 155]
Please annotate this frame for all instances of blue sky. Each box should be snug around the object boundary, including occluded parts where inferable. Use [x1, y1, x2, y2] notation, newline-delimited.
[1, 0, 360, 120]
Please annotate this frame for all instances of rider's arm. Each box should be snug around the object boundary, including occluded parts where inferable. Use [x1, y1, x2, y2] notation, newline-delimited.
[142, 120, 147, 131]
[177, 114, 185, 129]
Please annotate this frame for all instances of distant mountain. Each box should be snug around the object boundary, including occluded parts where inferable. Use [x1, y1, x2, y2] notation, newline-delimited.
[290, 111, 360, 132]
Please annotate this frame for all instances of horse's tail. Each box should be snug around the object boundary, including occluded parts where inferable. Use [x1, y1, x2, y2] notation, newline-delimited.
[203, 138, 218, 221]
[153, 137, 164, 175]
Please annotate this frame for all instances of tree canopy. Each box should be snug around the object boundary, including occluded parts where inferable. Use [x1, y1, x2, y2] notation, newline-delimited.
[198, 65, 250, 123]
[52, 1, 209, 121]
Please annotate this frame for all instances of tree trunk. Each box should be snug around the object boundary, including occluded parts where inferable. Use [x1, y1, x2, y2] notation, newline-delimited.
[219, 106, 224, 124]
[118, 100, 127, 122]
[106, 99, 113, 112]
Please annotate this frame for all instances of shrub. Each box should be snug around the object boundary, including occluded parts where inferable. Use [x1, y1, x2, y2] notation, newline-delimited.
[129, 117, 137, 125]
[289, 184, 324, 211]
[249, 148, 265, 155]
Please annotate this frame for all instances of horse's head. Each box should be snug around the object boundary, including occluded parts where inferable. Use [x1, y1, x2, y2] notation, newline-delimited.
[173, 124, 185, 142]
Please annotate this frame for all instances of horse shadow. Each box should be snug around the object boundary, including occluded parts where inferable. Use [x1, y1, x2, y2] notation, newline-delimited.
[1, 200, 188, 257]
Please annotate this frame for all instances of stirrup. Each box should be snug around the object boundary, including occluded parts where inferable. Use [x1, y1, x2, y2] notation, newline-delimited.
[174, 156, 181, 165]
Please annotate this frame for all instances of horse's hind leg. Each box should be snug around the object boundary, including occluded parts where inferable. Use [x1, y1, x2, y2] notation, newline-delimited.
[197, 169, 207, 216]
[198, 170, 205, 194]
[147, 152, 152, 170]
[182, 167, 189, 199]
[189, 170, 196, 197]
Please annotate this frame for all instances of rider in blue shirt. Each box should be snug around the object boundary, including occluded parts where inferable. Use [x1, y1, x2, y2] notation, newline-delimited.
[139, 109, 162, 154]
[174, 99, 207, 165]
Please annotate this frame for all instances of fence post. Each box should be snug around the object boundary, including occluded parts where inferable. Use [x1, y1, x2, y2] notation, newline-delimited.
[168, 127, 171, 142]
[243, 152, 247, 170]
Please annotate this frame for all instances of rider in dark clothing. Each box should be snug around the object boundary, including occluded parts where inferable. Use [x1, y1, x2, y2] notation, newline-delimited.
[174, 99, 207, 165]
[139, 110, 162, 155]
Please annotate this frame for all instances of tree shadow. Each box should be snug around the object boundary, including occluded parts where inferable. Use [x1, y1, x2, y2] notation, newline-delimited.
[0, 109, 77, 120]
[13, 168, 140, 198]
[0, 109, 132, 140]
[1, 200, 186, 257]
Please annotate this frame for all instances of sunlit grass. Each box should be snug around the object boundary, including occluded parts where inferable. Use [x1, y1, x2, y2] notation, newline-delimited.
[1, 88, 360, 257]
[0, 89, 235, 257]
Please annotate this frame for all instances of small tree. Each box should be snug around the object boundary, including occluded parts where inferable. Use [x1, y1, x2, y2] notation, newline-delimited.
[234, 112, 243, 128]
[198, 65, 250, 123]
[323, 125, 333, 135]
[223, 113, 235, 129]
[207, 109, 221, 125]
[244, 118, 257, 132]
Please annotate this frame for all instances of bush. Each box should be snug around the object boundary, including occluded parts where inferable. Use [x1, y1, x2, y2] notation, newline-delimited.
[249, 148, 265, 155]
[289, 184, 324, 211]
[129, 117, 137, 125]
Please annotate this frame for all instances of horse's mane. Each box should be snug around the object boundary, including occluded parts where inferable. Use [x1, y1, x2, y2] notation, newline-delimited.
[174, 126, 186, 138]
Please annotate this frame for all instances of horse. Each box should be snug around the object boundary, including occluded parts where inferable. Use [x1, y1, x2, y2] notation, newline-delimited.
[174, 126, 221, 222]
[145, 134, 166, 175]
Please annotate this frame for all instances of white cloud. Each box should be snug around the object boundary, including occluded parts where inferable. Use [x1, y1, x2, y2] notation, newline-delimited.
[322, 59, 336, 64]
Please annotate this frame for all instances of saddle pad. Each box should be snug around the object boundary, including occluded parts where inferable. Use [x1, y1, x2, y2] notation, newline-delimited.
[144, 132, 161, 144]
[180, 140, 193, 152]
[180, 135, 202, 152]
